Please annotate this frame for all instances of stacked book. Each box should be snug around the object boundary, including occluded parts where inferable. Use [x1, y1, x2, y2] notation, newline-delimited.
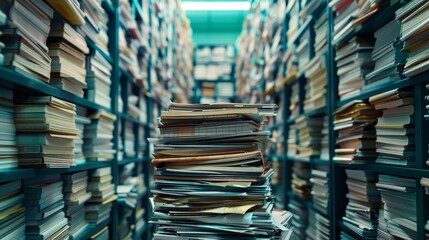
[295, 116, 324, 161]
[287, 123, 298, 158]
[310, 166, 329, 216]
[75, 106, 91, 164]
[128, 94, 140, 120]
[297, 30, 310, 73]
[15, 96, 79, 168]
[62, 171, 92, 239]
[86, 50, 112, 109]
[342, 170, 381, 239]
[25, 178, 69, 239]
[124, 122, 135, 158]
[335, 37, 374, 100]
[47, 21, 89, 97]
[289, 162, 311, 239]
[0, 0, 53, 81]
[0, 87, 18, 169]
[365, 20, 406, 85]
[83, 111, 116, 161]
[334, 101, 380, 164]
[290, 82, 300, 117]
[304, 55, 328, 112]
[376, 175, 416, 239]
[287, 0, 299, 41]
[320, 116, 330, 161]
[314, 12, 328, 54]
[151, 103, 293, 239]
[369, 89, 415, 167]
[90, 226, 109, 240]
[78, 0, 109, 54]
[86, 167, 117, 225]
[306, 209, 329, 240]
[396, 0, 429, 77]
[0, 180, 25, 239]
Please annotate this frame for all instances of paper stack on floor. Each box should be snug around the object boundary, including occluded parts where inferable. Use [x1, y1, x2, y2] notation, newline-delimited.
[150, 103, 294, 239]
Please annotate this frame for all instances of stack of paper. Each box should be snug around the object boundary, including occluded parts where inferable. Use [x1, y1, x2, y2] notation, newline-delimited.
[25, 178, 69, 239]
[47, 21, 89, 97]
[289, 162, 311, 239]
[315, 13, 328, 54]
[306, 209, 329, 240]
[290, 82, 300, 117]
[62, 171, 92, 240]
[295, 116, 324, 161]
[288, 123, 298, 158]
[342, 170, 381, 239]
[320, 116, 330, 161]
[0, 0, 54, 81]
[86, 167, 117, 225]
[369, 89, 415, 167]
[0, 88, 18, 169]
[304, 55, 328, 112]
[334, 101, 380, 164]
[396, 0, 429, 77]
[86, 50, 112, 109]
[365, 20, 406, 85]
[217, 82, 235, 100]
[297, 30, 310, 73]
[78, 0, 109, 54]
[0, 180, 25, 239]
[376, 175, 416, 239]
[124, 122, 135, 158]
[335, 37, 374, 99]
[89, 226, 109, 240]
[15, 96, 79, 168]
[151, 103, 293, 239]
[128, 95, 139, 119]
[311, 166, 329, 216]
[287, 0, 299, 41]
[83, 111, 116, 161]
[288, 198, 309, 240]
[75, 106, 91, 164]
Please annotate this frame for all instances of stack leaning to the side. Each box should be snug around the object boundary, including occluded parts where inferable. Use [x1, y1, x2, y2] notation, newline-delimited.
[150, 103, 294, 240]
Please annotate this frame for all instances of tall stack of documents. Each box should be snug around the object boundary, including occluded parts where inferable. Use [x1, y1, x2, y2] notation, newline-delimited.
[376, 175, 416, 239]
[289, 162, 311, 239]
[0, 180, 25, 239]
[304, 55, 327, 112]
[335, 37, 374, 100]
[86, 167, 117, 225]
[75, 106, 91, 164]
[396, 0, 429, 77]
[320, 116, 330, 161]
[287, 0, 299, 40]
[310, 166, 329, 216]
[288, 123, 298, 158]
[365, 20, 406, 85]
[78, 0, 109, 54]
[62, 171, 92, 239]
[151, 103, 293, 239]
[24, 178, 69, 239]
[15, 96, 79, 168]
[306, 209, 329, 240]
[342, 170, 381, 239]
[83, 111, 116, 161]
[297, 30, 310, 73]
[0, 87, 18, 169]
[86, 50, 112, 109]
[47, 21, 89, 97]
[369, 89, 414, 167]
[290, 82, 300, 117]
[124, 122, 136, 158]
[0, 0, 54, 81]
[334, 101, 380, 164]
[295, 116, 324, 160]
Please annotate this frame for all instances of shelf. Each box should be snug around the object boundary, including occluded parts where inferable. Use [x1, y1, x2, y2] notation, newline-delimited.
[287, 156, 310, 163]
[132, 0, 144, 20]
[194, 78, 236, 83]
[287, 106, 327, 124]
[86, 38, 113, 64]
[0, 67, 111, 112]
[118, 157, 146, 166]
[335, 162, 429, 179]
[101, 0, 114, 16]
[268, 154, 285, 160]
[119, 113, 147, 126]
[75, 219, 111, 240]
[336, 72, 429, 108]
[289, 16, 313, 45]
[288, 156, 329, 165]
[0, 161, 112, 183]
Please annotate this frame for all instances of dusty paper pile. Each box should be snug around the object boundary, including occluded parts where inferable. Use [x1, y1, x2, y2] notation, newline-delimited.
[150, 103, 294, 239]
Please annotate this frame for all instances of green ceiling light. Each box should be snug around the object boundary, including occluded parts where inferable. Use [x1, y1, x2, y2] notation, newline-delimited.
[181, 1, 250, 11]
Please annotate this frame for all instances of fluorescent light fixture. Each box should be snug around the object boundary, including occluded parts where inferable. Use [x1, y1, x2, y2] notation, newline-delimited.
[182, 1, 250, 11]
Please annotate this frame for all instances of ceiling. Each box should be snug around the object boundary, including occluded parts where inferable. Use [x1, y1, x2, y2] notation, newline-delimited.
[182, 0, 248, 46]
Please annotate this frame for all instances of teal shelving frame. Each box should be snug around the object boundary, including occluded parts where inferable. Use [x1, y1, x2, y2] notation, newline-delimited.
[0, 0, 164, 239]
[261, 0, 429, 239]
